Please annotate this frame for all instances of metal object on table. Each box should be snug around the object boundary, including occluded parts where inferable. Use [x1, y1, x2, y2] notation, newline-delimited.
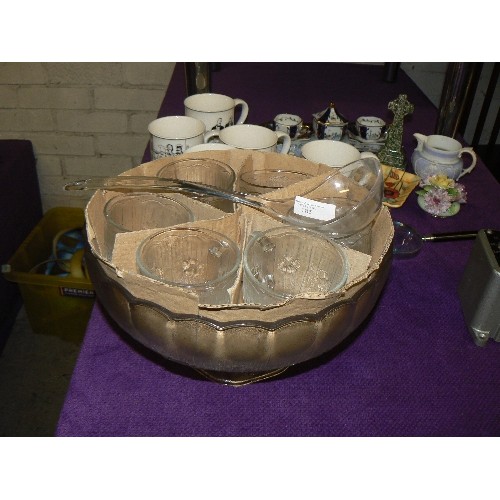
[383, 62, 400, 83]
[458, 229, 500, 347]
[392, 220, 478, 257]
[471, 63, 499, 167]
[184, 62, 211, 96]
[436, 63, 500, 170]
[435, 62, 482, 139]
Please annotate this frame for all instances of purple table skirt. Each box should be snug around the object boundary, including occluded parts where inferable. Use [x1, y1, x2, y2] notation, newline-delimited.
[57, 63, 500, 437]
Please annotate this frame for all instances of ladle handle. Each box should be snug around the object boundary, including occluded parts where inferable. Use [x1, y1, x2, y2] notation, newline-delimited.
[64, 176, 264, 210]
[421, 231, 478, 242]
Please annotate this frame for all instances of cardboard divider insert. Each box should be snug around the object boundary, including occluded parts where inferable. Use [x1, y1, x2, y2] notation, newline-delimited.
[85, 151, 393, 322]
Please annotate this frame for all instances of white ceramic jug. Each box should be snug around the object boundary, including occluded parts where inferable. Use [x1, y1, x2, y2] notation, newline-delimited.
[411, 134, 477, 181]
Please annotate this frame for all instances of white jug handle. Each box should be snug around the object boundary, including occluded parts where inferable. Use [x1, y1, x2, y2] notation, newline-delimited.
[234, 98, 249, 125]
[457, 147, 477, 179]
[276, 131, 291, 155]
[204, 130, 220, 143]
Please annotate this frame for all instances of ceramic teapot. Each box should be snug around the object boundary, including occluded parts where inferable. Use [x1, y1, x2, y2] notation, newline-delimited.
[411, 133, 477, 181]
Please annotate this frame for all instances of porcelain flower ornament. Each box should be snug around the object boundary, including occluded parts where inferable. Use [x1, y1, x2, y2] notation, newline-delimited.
[416, 174, 467, 217]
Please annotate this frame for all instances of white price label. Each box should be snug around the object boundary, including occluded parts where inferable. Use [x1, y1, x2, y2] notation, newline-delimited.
[293, 196, 336, 221]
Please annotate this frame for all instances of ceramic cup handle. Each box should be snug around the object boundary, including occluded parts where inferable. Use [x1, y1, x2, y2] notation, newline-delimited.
[234, 98, 249, 125]
[276, 131, 291, 155]
[204, 129, 220, 143]
[457, 147, 477, 179]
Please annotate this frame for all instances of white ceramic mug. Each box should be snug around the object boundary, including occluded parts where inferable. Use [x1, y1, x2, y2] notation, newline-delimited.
[204, 124, 291, 154]
[185, 143, 234, 153]
[148, 116, 205, 159]
[301, 139, 377, 167]
[184, 93, 249, 132]
[273, 113, 303, 139]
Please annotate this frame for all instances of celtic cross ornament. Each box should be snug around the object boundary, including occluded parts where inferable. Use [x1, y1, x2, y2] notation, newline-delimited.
[377, 94, 414, 170]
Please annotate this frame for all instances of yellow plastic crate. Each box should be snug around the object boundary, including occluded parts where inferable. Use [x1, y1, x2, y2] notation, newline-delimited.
[2, 207, 95, 344]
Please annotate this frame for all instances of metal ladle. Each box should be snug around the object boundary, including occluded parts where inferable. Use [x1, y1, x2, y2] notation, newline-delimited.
[65, 175, 263, 207]
[393, 220, 478, 257]
[64, 170, 377, 235]
[65, 175, 306, 223]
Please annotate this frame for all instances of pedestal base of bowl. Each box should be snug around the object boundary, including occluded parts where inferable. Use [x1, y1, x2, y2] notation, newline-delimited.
[195, 367, 289, 386]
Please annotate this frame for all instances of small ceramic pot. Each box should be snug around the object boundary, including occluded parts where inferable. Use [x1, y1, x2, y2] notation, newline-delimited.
[273, 114, 303, 139]
[355, 116, 386, 141]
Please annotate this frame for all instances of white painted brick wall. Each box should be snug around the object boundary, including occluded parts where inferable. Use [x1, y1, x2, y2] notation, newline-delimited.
[35, 155, 62, 176]
[94, 88, 166, 111]
[56, 110, 128, 133]
[122, 63, 175, 86]
[0, 62, 176, 212]
[130, 113, 157, 134]
[30, 133, 96, 156]
[45, 63, 124, 85]
[0, 109, 55, 131]
[18, 87, 91, 109]
[65, 156, 134, 177]
[0, 63, 47, 84]
[0, 87, 18, 107]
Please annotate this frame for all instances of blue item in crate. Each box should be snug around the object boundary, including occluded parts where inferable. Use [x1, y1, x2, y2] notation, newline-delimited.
[30, 227, 87, 278]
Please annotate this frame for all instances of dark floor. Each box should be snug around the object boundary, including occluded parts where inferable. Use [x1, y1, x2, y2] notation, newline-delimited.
[0, 306, 81, 436]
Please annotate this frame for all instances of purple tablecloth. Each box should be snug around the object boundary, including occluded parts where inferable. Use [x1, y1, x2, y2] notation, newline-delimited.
[57, 63, 500, 437]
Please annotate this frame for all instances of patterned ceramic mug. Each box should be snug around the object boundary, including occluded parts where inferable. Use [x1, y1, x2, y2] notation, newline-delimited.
[148, 116, 205, 159]
[184, 93, 249, 132]
[273, 114, 303, 139]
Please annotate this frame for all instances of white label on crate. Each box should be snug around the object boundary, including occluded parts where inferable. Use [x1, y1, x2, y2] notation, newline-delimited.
[59, 287, 96, 299]
[293, 196, 336, 221]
